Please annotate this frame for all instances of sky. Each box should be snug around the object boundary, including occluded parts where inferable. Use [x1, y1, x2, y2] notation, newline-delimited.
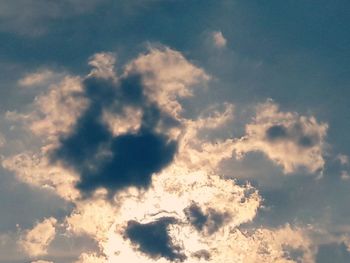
[0, 1, 350, 262]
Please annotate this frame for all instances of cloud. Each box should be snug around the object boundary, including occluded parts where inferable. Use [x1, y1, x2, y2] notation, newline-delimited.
[184, 203, 229, 235]
[2, 152, 80, 200]
[3, 47, 320, 263]
[6, 74, 88, 146]
[233, 99, 328, 173]
[88, 52, 117, 80]
[18, 217, 57, 257]
[51, 53, 184, 197]
[18, 70, 58, 87]
[124, 46, 210, 119]
[125, 217, 186, 261]
[31, 261, 54, 263]
[212, 31, 227, 48]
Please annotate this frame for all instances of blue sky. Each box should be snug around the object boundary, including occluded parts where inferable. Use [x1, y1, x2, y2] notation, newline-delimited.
[0, 1, 350, 262]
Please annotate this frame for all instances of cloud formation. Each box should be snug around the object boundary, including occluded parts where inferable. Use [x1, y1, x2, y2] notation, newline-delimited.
[2, 47, 319, 262]
[233, 100, 328, 173]
[18, 217, 57, 257]
[125, 217, 186, 261]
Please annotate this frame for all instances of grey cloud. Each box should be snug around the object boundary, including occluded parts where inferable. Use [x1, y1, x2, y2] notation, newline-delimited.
[184, 203, 229, 235]
[124, 217, 186, 262]
[52, 73, 178, 197]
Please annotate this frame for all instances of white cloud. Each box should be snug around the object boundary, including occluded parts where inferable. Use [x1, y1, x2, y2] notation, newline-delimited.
[2, 152, 80, 200]
[212, 31, 227, 48]
[233, 100, 328, 173]
[18, 69, 59, 87]
[18, 217, 57, 257]
[88, 52, 117, 80]
[176, 103, 235, 171]
[124, 46, 210, 118]
[102, 107, 142, 137]
[31, 260, 54, 263]
[7, 74, 88, 147]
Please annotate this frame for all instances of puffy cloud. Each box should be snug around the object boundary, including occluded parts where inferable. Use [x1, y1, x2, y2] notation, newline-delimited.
[18, 217, 57, 257]
[212, 31, 227, 48]
[102, 107, 142, 136]
[65, 198, 117, 240]
[2, 152, 79, 200]
[176, 103, 235, 171]
[233, 100, 328, 173]
[3, 47, 320, 263]
[31, 260, 54, 263]
[18, 69, 58, 87]
[6, 74, 88, 146]
[124, 46, 210, 118]
[88, 52, 117, 80]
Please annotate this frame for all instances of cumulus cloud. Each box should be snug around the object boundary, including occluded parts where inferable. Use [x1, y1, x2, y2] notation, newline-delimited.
[88, 52, 117, 80]
[2, 152, 80, 200]
[233, 99, 328, 173]
[212, 31, 227, 48]
[7, 74, 88, 146]
[3, 47, 319, 262]
[18, 69, 58, 87]
[124, 46, 210, 118]
[18, 217, 57, 257]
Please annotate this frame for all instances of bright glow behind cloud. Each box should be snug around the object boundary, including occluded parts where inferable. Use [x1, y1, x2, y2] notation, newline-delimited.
[2, 47, 317, 262]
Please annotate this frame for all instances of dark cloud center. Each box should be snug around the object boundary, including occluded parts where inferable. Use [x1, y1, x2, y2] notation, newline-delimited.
[184, 203, 228, 235]
[51, 73, 178, 197]
[265, 124, 319, 148]
[125, 217, 186, 261]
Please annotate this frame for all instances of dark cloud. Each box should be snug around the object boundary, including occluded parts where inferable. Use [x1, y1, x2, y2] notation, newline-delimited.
[265, 124, 319, 148]
[52, 74, 177, 197]
[184, 203, 228, 234]
[266, 125, 288, 140]
[125, 217, 186, 262]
